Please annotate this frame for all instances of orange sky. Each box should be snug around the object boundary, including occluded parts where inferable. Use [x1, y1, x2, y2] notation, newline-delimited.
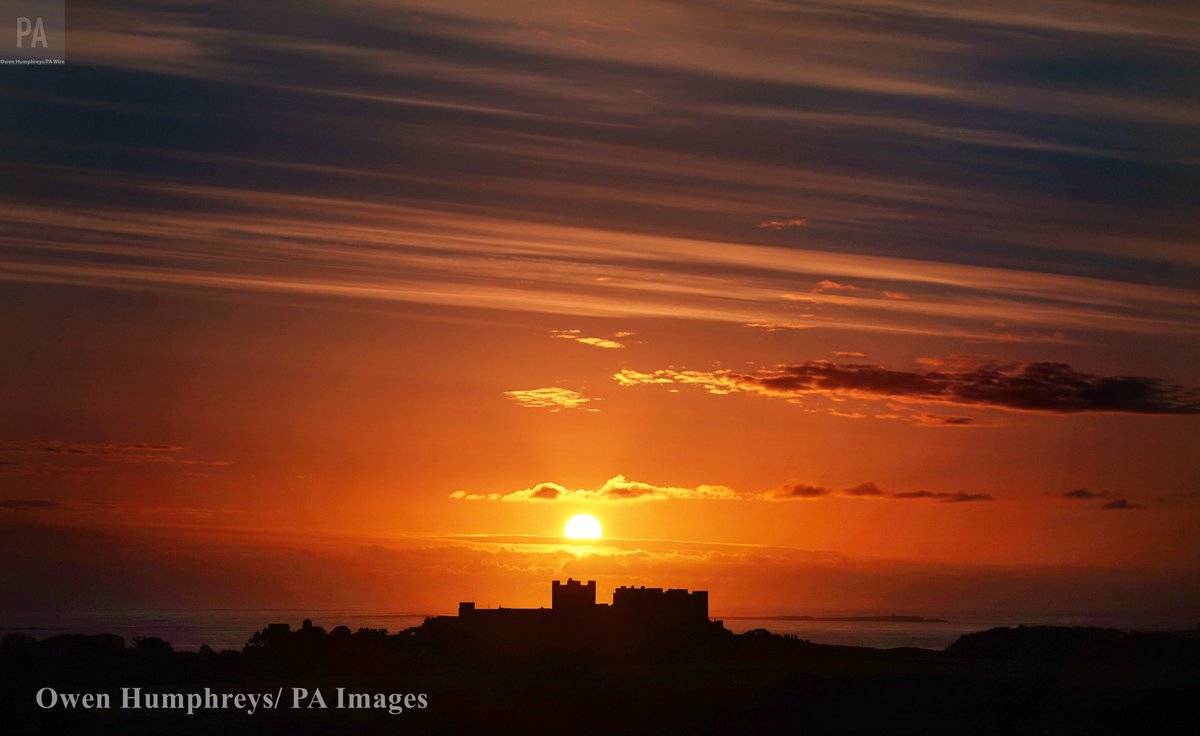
[1, 0, 1198, 619]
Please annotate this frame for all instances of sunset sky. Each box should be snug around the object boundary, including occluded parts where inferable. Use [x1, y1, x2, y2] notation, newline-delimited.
[2, 0, 1199, 619]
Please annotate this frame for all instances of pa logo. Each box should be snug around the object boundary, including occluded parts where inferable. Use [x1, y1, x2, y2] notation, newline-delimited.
[16, 15, 47, 48]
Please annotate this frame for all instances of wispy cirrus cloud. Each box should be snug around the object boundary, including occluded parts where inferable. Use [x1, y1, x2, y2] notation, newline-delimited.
[550, 329, 627, 349]
[0, 440, 231, 474]
[757, 218, 807, 230]
[503, 387, 597, 412]
[2, 0, 1200, 350]
[0, 499, 61, 511]
[4, 179, 1197, 342]
[613, 361, 1200, 415]
[814, 280, 910, 301]
[4, 440, 186, 456]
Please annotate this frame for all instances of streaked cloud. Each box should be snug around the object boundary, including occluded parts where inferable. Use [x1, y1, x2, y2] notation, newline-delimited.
[757, 218, 807, 231]
[503, 387, 597, 412]
[0, 440, 231, 474]
[3, 440, 185, 456]
[815, 280, 911, 302]
[551, 329, 626, 349]
[3, 181, 1197, 342]
[0, 499, 61, 511]
[614, 361, 1200, 415]
[0, 0, 1197, 351]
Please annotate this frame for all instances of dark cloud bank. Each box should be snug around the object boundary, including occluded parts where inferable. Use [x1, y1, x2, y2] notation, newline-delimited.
[773, 482, 991, 503]
[619, 361, 1200, 414]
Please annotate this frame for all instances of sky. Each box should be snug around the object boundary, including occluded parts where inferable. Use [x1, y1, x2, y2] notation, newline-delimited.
[1, 0, 1199, 619]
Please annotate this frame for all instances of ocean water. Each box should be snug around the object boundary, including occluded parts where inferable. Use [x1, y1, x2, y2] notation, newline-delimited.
[0, 610, 1186, 652]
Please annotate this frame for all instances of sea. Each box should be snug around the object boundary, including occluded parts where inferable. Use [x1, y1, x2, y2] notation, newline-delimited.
[2, 610, 1189, 652]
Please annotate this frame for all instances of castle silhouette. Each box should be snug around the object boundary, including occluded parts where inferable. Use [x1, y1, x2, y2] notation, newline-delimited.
[8, 586, 1200, 735]
[421, 579, 725, 652]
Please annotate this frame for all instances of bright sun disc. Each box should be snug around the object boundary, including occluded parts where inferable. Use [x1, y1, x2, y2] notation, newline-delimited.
[564, 513, 602, 540]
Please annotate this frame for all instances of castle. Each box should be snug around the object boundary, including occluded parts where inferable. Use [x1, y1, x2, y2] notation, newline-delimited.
[457, 578, 709, 622]
[422, 579, 723, 652]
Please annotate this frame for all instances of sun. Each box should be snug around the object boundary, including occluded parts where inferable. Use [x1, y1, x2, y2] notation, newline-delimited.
[564, 513, 602, 540]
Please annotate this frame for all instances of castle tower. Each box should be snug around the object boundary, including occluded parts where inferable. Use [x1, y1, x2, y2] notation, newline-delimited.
[551, 578, 596, 614]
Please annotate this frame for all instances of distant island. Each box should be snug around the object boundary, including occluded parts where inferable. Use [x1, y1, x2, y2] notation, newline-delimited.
[723, 614, 950, 623]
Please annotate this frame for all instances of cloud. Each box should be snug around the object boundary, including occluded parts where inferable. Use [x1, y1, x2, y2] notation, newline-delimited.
[574, 337, 626, 349]
[0, 499, 60, 511]
[453, 476, 990, 505]
[614, 361, 1200, 415]
[2, 440, 186, 456]
[844, 482, 992, 502]
[844, 482, 886, 497]
[815, 279, 862, 294]
[550, 329, 626, 349]
[911, 413, 976, 427]
[5, 178, 1196, 343]
[815, 280, 910, 301]
[757, 218, 808, 230]
[451, 475, 741, 503]
[503, 387, 597, 412]
[0, 440, 231, 473]
[891, 491, 993, 503]
[767, 483, 832, 500]
[916, 355, 991, 370]
[1060, 488, 1149, 509]
[833, 351, 867, 358]
[1063, 488, 1111, 500]
[2, 0, 1199, 358]
[742, 321, 812, 332]
[1101, 498, 1145, 510]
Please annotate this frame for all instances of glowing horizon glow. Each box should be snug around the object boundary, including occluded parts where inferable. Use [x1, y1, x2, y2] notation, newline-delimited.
[564, 513, 602, 540]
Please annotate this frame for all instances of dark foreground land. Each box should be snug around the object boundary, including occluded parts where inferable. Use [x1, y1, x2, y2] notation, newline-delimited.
[2, 622, 1199, 735]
